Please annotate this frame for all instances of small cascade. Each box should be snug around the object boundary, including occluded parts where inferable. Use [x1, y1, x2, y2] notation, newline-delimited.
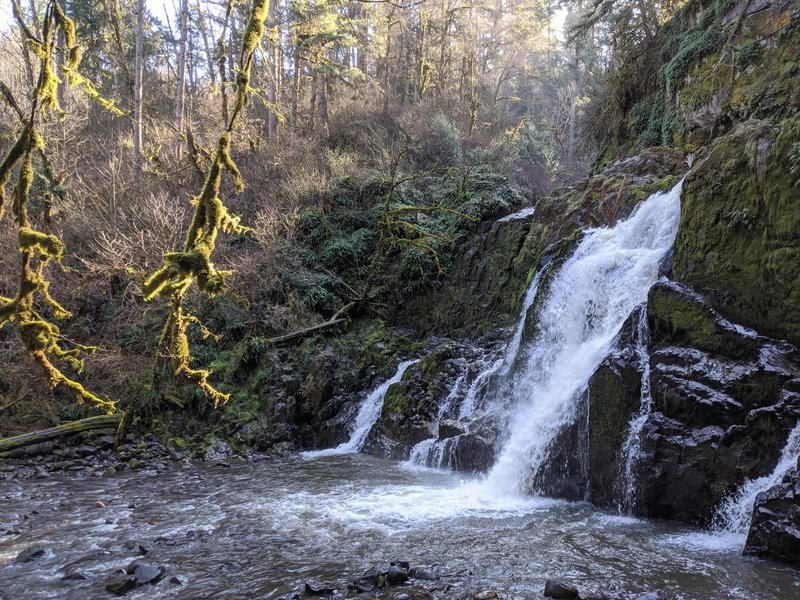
[484, 180, 684, 496]
[617, 307, 653, 513]
[305, 359, 419, 457]
[712, 422, 800, 535]
[459, 267, 547, 420]
[406, 267, 547, 469]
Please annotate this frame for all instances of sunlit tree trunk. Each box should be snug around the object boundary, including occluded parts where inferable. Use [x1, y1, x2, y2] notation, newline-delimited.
[134, 0, 145, 186]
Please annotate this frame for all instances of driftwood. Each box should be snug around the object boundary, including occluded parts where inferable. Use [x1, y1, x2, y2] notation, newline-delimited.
[0, 414, 121, 453]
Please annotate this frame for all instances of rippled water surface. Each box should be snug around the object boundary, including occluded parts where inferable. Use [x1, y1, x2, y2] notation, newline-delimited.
[1, 454, 798, 599]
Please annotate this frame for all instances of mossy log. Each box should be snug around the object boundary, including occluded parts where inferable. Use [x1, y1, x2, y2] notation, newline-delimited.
[0, 414, 121, 453]
[263, 317, 348, 346]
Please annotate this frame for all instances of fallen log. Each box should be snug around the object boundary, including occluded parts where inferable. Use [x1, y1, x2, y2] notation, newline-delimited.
[0, 414, 121, 453]
[262, 317, 348, 346]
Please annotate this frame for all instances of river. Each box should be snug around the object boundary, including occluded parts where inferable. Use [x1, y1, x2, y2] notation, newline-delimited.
[2, 454, 797, 599]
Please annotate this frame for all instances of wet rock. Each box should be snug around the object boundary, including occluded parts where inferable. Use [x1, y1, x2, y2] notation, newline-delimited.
[95, 500, 106, 508]
[473, 591, 499, 600]
[34, 466, 49, 479]
[169, 575, 186, 585]
[76, 445, 97, 457]
[438, 420, 465, 440]
[543, 579, 579, 599]
[387, 564, 410, 585]
[583, 280, 800, 523]
[15, 543, 45, 563]
[125, 560, 164, 585]
[410, 567, 438, 581]
[303, 582, 335, 596]
[97, 435, 116, 449]
[105, 575, 137, 596]
[61, 569, 88, 580]
[744, 468, 800, 565]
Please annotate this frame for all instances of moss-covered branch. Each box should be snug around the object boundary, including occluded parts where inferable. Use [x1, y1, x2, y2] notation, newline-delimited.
[144, 0, 271, 408]
[0, 0, 115, 413]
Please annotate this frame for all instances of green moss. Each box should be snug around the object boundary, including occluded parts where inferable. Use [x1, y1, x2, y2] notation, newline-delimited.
[382, 382, 414, 417]
[673, 119, 800, 345]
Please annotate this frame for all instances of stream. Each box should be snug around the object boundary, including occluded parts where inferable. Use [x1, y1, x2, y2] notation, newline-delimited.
[2, 454, 798, 599]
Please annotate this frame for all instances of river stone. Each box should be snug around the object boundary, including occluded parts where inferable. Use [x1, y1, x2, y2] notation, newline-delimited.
[61, 568, 88, 580]
[387, 564, 410, 585]
[15, 544, 45, 563]
[106, 575, 137, 596]
[410, 567, 438, 580]
[543, 579, 580, 599]
[473, 591, 499, 599]
[126, 560, 164, 585]
[303, 582, 335, 596]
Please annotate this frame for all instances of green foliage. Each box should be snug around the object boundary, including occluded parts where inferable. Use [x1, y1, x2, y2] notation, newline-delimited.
[319, 228, 375, 271]
[736, 41, 761, 70]
[662, 24, 728, 91]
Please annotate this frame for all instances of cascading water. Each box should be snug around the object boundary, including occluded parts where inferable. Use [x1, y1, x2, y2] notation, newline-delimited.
[617, 307, 653, 513]
[458, 267, 547, 420]
[484, 180, 683, 496]
[305, 359, 419, 457]
[712, 422, 800, 536]
[406, 267, 547, 468]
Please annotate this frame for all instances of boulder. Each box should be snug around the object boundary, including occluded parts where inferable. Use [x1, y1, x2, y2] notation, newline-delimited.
[744, 467, 800, 564]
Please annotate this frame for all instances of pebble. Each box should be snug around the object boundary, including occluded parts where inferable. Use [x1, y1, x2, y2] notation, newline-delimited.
[95, 501, 107, 508]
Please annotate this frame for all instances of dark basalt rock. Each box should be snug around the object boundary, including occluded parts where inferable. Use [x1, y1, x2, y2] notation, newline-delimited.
[543, 579, 580, 599]
[585, 280, 800, 527]
[744, 466, 800, 564]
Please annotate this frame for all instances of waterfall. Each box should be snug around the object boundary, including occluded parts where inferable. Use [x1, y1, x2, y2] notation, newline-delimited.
[305, 359, 419, 457]
[405, 267, 547, 468]
[712, 422, 800, 535]
[483, 180, 683, 496]
[617, 307, 653, 513]
[458, 267, 546, 420]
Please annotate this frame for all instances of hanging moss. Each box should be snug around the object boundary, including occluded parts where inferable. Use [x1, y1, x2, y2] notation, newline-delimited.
[144, 0, 270, 408]
[0, 0, 116, 413]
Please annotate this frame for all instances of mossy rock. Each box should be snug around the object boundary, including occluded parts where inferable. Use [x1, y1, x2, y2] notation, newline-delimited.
[647, 281, 760, 358]
[673, 118, 800, 345]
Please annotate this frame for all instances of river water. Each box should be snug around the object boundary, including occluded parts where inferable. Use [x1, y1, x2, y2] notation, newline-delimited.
[2, 454, 797, 599]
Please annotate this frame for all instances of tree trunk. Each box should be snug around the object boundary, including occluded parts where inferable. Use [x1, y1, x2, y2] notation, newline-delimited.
[175, 0, 189, 132]
[195, 0, 217, 88]
[133, 0, 145, 186]
[0, 415, 121, 454]
[290, 47, 300, 147]
[266, 0, 279, 144]
[316, 69, 328, 133]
